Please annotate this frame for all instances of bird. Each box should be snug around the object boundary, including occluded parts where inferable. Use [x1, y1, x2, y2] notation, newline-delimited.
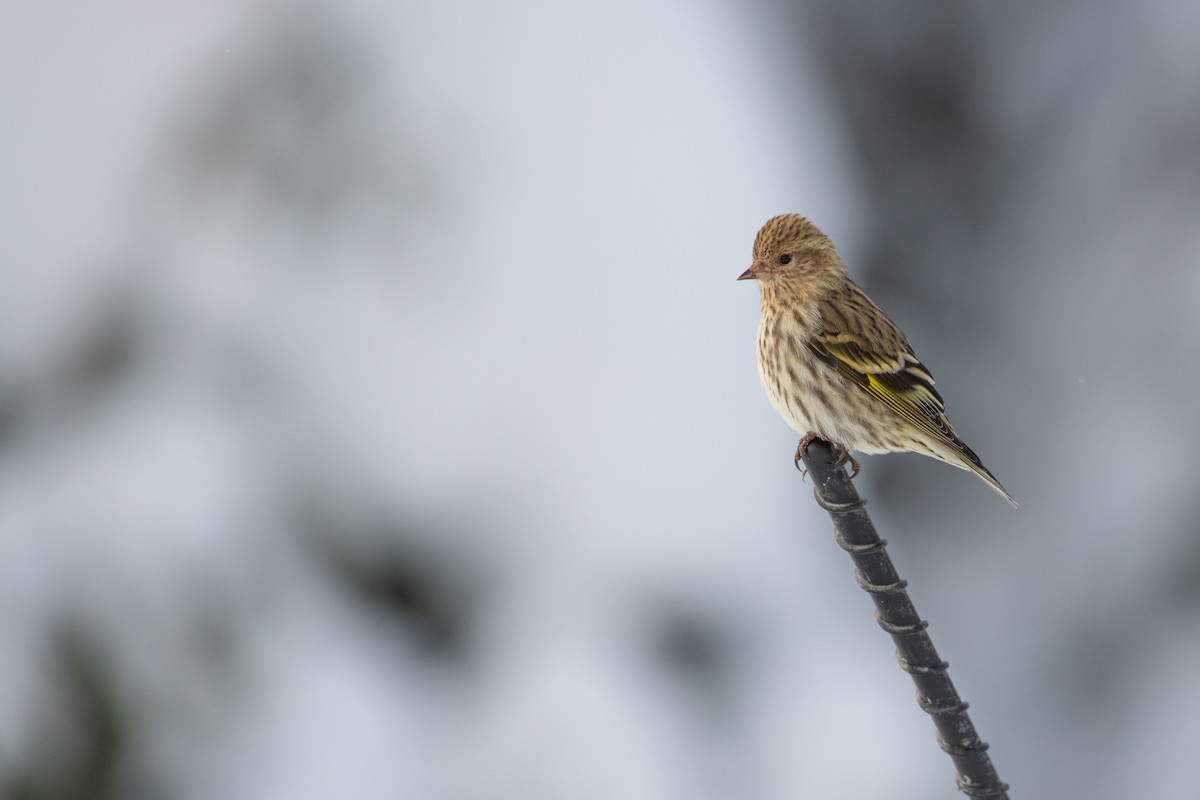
[738, 214, 1016, 507]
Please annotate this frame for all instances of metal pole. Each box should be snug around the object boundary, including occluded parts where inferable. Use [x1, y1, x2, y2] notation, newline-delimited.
[800, 439, 1010, 799]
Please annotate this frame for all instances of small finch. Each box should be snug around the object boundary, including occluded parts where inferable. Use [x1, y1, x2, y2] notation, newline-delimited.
[739, 214, 1016, 507]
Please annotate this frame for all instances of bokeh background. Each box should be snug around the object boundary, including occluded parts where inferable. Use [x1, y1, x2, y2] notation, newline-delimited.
[4, 1, 1200, 798]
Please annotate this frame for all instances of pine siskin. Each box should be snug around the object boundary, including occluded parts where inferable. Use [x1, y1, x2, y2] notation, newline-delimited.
[739, 214, 1016, 507]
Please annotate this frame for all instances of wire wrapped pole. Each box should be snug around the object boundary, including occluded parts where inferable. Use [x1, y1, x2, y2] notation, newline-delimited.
[800, 439, 1010, 799]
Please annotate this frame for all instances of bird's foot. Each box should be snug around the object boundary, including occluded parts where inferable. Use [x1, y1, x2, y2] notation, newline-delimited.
[833, 446, 861, 479]
[794, 434, 860, 479]
[793, 433, 819, 477]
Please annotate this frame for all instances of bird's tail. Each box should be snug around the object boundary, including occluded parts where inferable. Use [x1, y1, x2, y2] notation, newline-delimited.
[938, 437, 1018, 508]
[963, 458, 1018, 508]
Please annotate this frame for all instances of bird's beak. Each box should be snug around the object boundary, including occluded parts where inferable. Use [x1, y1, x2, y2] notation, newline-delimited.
[737, 261, 765, 281]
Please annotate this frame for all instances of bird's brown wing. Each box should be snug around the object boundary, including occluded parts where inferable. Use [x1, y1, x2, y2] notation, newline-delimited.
[808, 290, 964, 451]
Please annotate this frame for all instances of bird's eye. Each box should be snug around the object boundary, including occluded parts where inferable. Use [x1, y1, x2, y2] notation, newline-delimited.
[778, 254, 792, 265]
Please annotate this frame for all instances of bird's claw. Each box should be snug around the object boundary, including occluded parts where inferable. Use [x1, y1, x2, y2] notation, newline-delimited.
[836, 449, 862, 479]
[793, 433, 819, 478]
[795, 434, 860, 479]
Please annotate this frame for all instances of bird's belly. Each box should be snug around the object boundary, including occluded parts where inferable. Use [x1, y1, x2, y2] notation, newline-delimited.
[756, 329, 892, 452]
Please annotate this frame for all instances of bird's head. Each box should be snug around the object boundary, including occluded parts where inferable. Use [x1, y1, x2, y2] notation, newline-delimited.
[737, 214, 843, 290]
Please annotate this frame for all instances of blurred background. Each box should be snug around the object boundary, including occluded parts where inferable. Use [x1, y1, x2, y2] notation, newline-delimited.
[3, 1, 1199, 798]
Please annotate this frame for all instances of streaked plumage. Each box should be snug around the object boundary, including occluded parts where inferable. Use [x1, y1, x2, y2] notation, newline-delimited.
[738, 214, 1016, 507]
